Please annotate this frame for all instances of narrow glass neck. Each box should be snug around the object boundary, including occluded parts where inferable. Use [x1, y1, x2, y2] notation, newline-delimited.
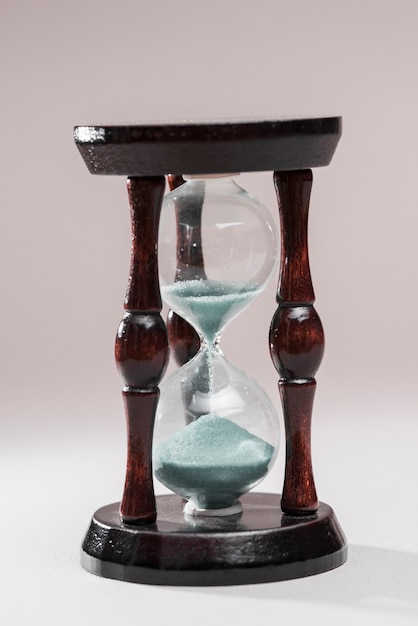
[198, 333, 223, 355]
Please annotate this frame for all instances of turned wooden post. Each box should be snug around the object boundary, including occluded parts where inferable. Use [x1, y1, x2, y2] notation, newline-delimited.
[115, 176, 169, 524]
[269, 170, 324, 515]
[165, 174, 202, 366]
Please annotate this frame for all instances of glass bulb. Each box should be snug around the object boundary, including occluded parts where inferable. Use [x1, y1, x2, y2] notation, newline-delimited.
[154, 175, 280, 515]
[158, 176, 278, 341]
[154, 345, 279, 511]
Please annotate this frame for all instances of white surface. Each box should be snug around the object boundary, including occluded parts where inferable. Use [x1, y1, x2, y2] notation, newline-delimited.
[1, 0, 418, 624]
[2, 416, 418, 626]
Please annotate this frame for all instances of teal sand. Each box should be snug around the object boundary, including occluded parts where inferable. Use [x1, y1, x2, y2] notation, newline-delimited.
[154, 415, 274, 510]
[161, 279, 262, 344]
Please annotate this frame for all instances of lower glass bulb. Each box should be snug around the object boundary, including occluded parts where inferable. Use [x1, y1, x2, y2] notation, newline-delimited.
[153, 346, 279, 513]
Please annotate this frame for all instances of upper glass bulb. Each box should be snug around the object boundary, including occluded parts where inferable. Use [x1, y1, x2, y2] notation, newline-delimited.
[158, 176, 279, 343]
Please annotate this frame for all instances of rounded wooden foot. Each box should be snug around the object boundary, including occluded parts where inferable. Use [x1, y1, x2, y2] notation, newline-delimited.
[81, 493, 347, 586]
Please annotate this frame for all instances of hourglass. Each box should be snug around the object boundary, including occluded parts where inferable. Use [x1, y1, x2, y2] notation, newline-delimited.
[154, 175, 279, 516]
[74, 118, 347, 585]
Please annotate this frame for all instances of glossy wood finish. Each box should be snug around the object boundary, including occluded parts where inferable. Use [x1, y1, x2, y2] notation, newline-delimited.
[115, 176, 169, 524]
[269, 170, 324, 515]
[75, 117, 346, 583]
[74, 117, 342, 176]
[165, 174, 201, 366]
[81, 493, 347, 585]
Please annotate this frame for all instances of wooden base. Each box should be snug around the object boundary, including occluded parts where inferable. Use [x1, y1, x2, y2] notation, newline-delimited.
[81, 493, 347, 585]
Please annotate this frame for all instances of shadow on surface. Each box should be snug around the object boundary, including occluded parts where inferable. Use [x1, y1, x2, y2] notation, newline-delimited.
[190, 545, 418, 616]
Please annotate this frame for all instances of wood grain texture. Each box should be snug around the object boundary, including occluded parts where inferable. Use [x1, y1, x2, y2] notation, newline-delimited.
[82, 493, 347, 585]
[116, 176, 169, 524]
[74, 117, 342, 176]
[124, 177, 165, 312]
[75, 117, 346, 584]
[270, 170, 323, 515]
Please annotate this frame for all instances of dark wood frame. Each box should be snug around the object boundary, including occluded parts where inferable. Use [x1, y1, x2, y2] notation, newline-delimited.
[75, 117, 347, 584]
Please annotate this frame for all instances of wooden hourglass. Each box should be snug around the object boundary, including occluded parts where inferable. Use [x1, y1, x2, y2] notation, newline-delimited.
[74, 118, 347, 585]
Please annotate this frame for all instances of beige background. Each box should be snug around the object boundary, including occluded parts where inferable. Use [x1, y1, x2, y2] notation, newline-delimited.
[1, 1, 418, 624]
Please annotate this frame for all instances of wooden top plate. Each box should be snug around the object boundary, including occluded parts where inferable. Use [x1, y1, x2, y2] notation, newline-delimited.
[74, 117, 342, 176]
